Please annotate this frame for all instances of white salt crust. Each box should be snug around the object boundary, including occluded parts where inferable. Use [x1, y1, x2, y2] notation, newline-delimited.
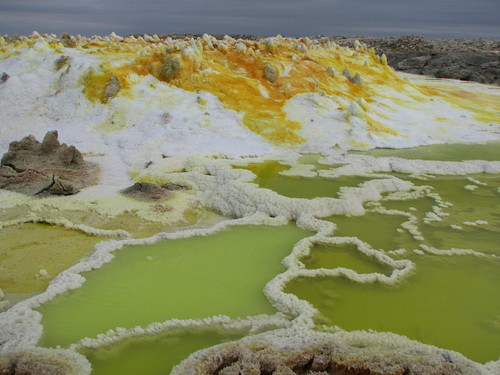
[171, 328, 495, 375]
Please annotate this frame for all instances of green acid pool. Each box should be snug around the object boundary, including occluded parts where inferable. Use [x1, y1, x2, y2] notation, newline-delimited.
[392, 173, 500, 255]
[237, 160, 377, 198]
[327, 212, 420, 251]
[299, 242, 393, 275]
[286, 253, 500, 363]
[0, 223, 105, 295]
[80, 327, 246, 375]
[38, 224, 311, 348]
[350, 141, 500, 161]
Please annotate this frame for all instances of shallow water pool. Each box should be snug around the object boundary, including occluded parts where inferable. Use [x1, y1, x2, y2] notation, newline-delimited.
[286, 253, 500, 363]
[238, 160, 378, 198]
[350, 141, 500, 161]
[0, 223, 104, 295]
[38, 224, 311, 348]
[80, 327, 246, 375]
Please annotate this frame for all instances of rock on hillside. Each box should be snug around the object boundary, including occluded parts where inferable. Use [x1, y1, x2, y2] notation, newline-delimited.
[0, 131, 97, 196]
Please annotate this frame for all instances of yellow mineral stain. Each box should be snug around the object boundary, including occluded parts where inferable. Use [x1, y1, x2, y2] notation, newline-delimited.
[75, 37, 404, 145]
[366, 115, 399, 136]
[80, 64, 133, 104]
[4, 36, 495, 145]
[0, 49, 21, 60]
[418, 84, 499, 123]
[0, 223, 105, 294]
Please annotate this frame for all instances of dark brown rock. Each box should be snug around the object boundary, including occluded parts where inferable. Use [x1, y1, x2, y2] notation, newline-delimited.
[54, 55, 70, 71]
[342, 69, 363, 86]
[0, 72, 9, 84]
[161, 182, 191, 191]
[0, 131, 96, 196]
[121, 182, 172, 201]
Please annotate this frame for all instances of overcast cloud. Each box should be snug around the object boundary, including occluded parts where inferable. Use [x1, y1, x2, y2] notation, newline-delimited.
[0, 0, 498, 38]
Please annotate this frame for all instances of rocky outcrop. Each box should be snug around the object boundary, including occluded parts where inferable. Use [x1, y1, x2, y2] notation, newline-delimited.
[121, 181, 191, 201]
[0, 73, 9, 84]
[121, 182, 172, 201]
[60, 32, 76, 48]
[331, 35, 500, 85]
[264, 65, 278, 83]
[342, 69, 363, 86]
[103, 76, 121, 102]
[158, 55, 181, 82]
[387, 51, 500, 84]
[0, 131, 97, 196]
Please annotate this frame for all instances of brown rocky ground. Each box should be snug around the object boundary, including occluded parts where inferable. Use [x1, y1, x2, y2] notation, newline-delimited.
[330, 35, 500, 85]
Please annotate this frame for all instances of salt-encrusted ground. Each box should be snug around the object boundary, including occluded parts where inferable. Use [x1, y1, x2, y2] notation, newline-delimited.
[0, 33, 499, 375]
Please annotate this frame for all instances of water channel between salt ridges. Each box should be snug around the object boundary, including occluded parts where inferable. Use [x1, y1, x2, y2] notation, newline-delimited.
[13, 142, 493, 374]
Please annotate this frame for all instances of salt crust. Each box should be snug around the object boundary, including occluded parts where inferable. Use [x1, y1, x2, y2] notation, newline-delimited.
[0, 184, 196, 238]
[318, 154, 500, 176]
[0, 347, 91, 375]
[171, 328, 491, 375]
[1, 153, 499, 373]
[71, 314, 291, 352]
[0, 215, 130, 239]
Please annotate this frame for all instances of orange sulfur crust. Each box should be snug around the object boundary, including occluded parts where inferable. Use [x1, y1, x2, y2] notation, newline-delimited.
[2, 34, 497, 146]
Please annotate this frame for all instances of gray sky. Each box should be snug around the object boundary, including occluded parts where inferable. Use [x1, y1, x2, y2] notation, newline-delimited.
[0, 0, 499, 38]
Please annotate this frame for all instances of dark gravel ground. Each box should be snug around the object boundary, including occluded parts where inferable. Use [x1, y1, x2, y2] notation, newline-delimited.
[330, 35, 500, 85]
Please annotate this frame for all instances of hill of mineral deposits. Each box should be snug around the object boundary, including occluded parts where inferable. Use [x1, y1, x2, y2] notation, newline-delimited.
[1, 33, 499, 193]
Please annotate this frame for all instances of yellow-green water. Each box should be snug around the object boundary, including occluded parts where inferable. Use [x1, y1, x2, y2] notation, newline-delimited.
[300, 242, 393, 275]
[0, 223, 104, 294]
[350, 141, 500, 161]
[80, 327, 246, 375]
[38, 224, 311, 348]
[238, 161, 377, 198]
[327, 212, 420, 251]
[286, 253, 500, 363]
[395, 173, 500, 255]
[245, 152, 500, 363]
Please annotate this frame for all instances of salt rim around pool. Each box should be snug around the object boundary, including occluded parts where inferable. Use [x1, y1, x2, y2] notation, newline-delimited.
[1, 151, 499, 374]
[171, 328, 495, 375]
